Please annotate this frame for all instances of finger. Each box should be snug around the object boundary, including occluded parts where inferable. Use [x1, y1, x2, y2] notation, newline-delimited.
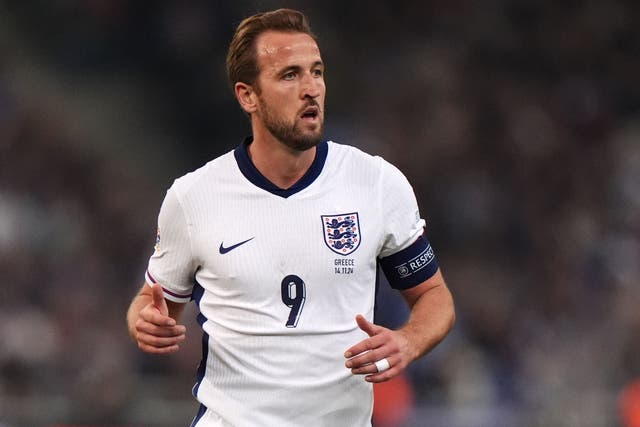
[138, 341, 182, 355]
[344, 340, 380, 361]
[355, 314, 380, 337]
[344, 315, 384, 359]
[139, 307, 177, 327]
[345, 342, 391, 370]
[344, 335, 386, 360]
[136, 319, 185, 337]
[136, 330, 186, 348]
[151, 283, 169, 316]
[365, 366, 400, 383]
[349, 354, 397, 376]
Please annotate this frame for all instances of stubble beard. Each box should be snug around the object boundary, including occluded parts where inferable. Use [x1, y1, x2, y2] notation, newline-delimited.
[259, 99, 324, 152]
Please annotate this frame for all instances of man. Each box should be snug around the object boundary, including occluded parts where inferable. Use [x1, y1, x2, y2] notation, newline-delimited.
[127, 8, 455, 427]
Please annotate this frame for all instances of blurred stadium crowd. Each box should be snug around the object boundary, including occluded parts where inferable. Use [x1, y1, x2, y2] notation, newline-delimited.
[1, 1, 639, 426]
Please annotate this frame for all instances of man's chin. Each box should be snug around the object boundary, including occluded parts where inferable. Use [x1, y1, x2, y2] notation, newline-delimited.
[287, 127, 323, 151]
[266, 120, 323, 152]
[287, 135, 322, 152]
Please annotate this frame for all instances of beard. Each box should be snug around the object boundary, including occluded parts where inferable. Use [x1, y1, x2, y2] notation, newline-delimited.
[259, 98, 324, 152]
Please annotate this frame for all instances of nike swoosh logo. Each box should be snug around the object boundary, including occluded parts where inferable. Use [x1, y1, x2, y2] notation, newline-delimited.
[219, 237, 255, 254]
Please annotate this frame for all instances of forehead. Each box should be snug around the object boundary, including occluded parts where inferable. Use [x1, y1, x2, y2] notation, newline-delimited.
[255, 31, 321, 71]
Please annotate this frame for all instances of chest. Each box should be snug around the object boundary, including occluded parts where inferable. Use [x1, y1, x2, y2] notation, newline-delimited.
[189, 188, 383, 313]
[198, 190, 382, 268]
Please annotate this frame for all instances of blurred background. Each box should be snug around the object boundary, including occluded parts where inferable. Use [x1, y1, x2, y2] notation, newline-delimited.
[1, 0, 639, 426]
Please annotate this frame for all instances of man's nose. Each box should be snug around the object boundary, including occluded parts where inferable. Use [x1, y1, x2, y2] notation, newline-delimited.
[301, 73, 321, 99]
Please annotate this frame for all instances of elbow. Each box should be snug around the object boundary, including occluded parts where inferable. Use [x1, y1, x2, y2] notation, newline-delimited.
[448, 302, 456, 332]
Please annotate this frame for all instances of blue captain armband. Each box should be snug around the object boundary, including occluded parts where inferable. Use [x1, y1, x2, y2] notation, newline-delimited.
[379, 235, 439, 290]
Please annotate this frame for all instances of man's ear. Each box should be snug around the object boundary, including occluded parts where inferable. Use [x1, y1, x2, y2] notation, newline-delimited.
[235, 82, 258, 114]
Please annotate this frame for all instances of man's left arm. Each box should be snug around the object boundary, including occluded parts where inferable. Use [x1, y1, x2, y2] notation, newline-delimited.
[344, 269, 455, 382]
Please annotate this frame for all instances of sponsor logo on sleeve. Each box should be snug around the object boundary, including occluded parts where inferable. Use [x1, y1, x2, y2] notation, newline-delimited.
[154, 227, 161, 253]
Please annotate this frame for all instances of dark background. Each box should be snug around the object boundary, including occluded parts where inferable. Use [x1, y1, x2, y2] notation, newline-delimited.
[1, 1, 639, 426]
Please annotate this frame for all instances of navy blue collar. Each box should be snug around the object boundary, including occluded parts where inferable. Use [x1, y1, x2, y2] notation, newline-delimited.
[234, 137, 328, 198]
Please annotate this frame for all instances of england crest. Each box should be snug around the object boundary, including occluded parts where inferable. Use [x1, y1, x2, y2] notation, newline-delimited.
[321, 212, 361, 256]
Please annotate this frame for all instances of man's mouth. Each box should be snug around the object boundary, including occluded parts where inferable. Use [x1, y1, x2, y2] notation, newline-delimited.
[300, 106, 319, 120]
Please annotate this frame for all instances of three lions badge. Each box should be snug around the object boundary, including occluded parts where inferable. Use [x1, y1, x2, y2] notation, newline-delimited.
[321, 212, 361, 256]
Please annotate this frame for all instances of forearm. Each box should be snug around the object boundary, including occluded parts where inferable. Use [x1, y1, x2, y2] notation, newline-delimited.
[343, 273, 454, 383]
[399, 278, 455, 361]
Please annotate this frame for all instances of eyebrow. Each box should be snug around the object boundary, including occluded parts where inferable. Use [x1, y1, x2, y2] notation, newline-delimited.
[277, 61, 325, 75]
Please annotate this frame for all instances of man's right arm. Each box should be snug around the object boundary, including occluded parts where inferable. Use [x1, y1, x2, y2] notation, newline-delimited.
[127, 283, 187, 354]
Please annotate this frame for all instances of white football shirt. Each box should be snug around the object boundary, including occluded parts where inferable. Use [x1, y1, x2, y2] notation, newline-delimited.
[145, 139, 437, 427]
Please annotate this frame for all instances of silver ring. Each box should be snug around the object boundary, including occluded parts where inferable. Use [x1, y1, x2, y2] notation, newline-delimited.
[374, 358, 390, 373]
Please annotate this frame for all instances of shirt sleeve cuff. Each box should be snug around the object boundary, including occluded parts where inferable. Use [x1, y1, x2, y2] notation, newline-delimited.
[145, 269, 192, 303]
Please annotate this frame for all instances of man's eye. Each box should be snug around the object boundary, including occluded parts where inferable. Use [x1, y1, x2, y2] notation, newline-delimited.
[283, 72, 296, 80]
[313, 69, 324, 77]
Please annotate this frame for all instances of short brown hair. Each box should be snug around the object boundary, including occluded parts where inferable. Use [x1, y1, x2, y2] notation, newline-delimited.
[226, 9, 316, 90]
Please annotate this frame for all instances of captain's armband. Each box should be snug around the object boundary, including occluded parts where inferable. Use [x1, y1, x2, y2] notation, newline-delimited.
[379, 235, 439, 290]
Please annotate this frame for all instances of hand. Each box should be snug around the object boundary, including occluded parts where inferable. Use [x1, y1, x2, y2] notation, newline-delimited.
[344, 314, 415, 383]
[134, 284, 186, 354]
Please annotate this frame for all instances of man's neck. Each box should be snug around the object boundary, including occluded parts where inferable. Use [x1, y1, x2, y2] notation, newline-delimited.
[247, 133, 317, 190]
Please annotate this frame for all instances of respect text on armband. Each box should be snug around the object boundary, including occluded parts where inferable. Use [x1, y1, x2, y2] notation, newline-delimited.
[395, 245, 435, 278]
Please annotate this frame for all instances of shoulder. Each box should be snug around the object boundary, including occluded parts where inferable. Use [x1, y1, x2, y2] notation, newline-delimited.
[170, 149, 236, 197]
[326, 140, 406, 181]
[327, 140, 375, 160]
[326, 140, 385, 170]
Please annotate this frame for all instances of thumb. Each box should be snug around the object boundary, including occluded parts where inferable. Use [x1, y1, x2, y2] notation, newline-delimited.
[355, 314, 379, 337]
[151, 283, 169, 316]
